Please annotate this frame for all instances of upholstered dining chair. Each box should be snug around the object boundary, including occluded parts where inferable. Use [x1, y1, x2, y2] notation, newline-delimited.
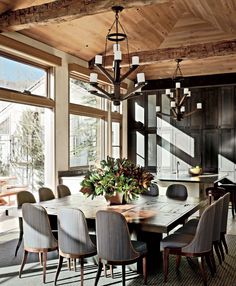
[95, 210, 147, 286]
[55, 208, 97, 286]
[57, 184, 71, 198]
[15, 190, 36, 257]
[166, 184, 188, 200]
[19, 203, 58, 283]
[38, 187, 55, 202]
[161, 203, 215, 285]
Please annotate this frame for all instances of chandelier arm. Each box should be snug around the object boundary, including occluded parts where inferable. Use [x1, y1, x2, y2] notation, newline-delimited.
[120, 65, 139, 82]
[90, 91, 112, 100]
[90, 84, 112, 100]
[95, 64, 114, 84]
[122, 93, 140, 101]
[122, 82, 146, 100]
[171, 108, 177, 117]
[184, 109, 199, 117]
[156, 112, 171, 117]
[179, 94, 188, 106]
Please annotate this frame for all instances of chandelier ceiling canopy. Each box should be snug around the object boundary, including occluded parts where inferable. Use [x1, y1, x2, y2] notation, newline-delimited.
[89, 6, 147, 106]
[156, 59, 202, 121]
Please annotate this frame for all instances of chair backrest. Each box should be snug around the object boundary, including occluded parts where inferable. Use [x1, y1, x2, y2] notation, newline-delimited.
[38, 187, 55, 202]
[212, 196, 224, 241]
[22, 203, 57, 249]
[96, 210, 139, 262]
[57, 184, 71, 198]
[143, 183, 159, 196]
[182, 203, 215, 254]
[166, 184, 188, 200]
[221, 192, 230, 233]
[17, 191, 36, 207]
[206, 186, 226, 200]
[58, 208, 96, 255]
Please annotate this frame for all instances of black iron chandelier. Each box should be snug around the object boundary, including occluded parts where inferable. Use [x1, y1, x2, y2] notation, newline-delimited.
[156, 59, 202, 121]
[89, 6, 147, 106]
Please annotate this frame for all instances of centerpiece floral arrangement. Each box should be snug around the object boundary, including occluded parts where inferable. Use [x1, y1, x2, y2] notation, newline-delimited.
[80, 156, 154, 203]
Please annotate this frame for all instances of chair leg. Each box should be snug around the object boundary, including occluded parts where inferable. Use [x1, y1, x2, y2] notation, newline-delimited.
[205, 254, 214, 277]
[213, 241, 222, 264]
[218, 240, 225, 261]
[163, 248, 170, 283]
[39, 252, 43, 266]
[15, 218, 23, 257]
[43, 251, 47, 284]
[95, 261, 103, 286]
[198, 256, 207, 286]
[103, 263, 107, 277]
[55, 255, 63, 285]
[176, 255, 181, 270]
[19, 250, 28, 278]
[122, 265, 126, 286]
[74, 258, 77, 272]
[110, 265, 114, 279]
[79, 258, 84, 286]
[210, 248, 216, 274]
[142, 256, 147, 285]
[221, 232, 228, 254]
[68, 258, 71, 271]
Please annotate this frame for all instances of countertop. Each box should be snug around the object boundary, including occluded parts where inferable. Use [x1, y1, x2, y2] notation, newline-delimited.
[155, 173, 227, 184]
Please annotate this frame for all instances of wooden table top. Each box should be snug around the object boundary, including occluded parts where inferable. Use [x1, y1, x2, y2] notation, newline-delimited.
[6, 194, 207, 234]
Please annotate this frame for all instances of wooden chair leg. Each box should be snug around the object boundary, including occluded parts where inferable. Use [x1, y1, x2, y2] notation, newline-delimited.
[43, 251, 47, 284]
[218, 240, 225, 261]
[68, 258, 71, 271]
[176, 255, 181, 270]
[80, 258, 84, 286]
[110, 265, 114, 279]
[163, 248, 170, 283]
[198, 256, 207, 286]
[221, 233, 228, 254]
[15, 218, 23, 257]
[122, 265, 126, 286]
[103, 263, 107, 277]
[55, 255, 63, 285]
[95, 261, 103, 286]
[210, 248, 216, 274]
[19, 250, 28, 278]
[74, 258, 76, 272]
[205, 253, 214, 277]
[213, 241, 222, 264]
[142, 256, 147, 285]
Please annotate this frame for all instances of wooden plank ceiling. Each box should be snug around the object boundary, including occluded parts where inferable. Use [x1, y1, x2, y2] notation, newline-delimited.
[0, 0, 236, 80]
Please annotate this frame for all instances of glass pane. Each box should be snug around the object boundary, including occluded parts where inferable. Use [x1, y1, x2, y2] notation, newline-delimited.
[135, 102, 144, 124]
[0, 56, 47, 96]
[70, 78, 102, 108]
[112, 147, 120, 159]
[148, 134, 156, 166]
[136, 131, 145, 166]
[148, 94, 156, 127]
[0, 101, 52, 192]
[112, 122, 120, 158]
[70, 114, 102, 167]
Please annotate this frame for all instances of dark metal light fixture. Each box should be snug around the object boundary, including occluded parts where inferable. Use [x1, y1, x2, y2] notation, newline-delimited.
[89, 6, 147, 106]
[156, 59, 202, 121]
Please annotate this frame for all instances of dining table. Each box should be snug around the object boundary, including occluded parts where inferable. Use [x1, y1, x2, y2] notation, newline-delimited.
[6, 193, 207, 273]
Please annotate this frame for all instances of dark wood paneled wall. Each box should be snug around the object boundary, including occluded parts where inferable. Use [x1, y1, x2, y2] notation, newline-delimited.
[128, 73, 236, 173]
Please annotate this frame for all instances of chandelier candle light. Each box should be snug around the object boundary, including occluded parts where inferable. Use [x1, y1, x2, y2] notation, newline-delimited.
[156, 59, 202, 121]
[89, 6, 147, 106]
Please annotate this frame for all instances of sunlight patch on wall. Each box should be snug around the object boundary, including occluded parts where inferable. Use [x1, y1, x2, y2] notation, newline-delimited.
[136, 131, 144, 166]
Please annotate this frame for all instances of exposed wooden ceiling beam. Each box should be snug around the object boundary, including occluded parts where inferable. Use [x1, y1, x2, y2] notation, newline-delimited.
[99, 39, 236, 67]
[0, 0, 171, 32]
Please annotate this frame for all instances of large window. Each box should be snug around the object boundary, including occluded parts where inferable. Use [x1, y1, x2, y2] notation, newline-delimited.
[0, 55, 53, 192]
[0, 55, 47, 97]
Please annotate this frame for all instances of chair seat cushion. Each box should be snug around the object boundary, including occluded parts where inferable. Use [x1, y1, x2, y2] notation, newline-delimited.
[160, 233, 194, 250]
[131, 240, 147, 256]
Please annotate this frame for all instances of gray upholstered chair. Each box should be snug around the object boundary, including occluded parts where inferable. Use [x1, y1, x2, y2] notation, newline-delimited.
[38, 187, 55, 202]
[220, 193, 230, 256]
[161, 203, 215, 285]
[166, 184, 188, 200]
[57, 184, 71, 198]
[19, 203, 58, 283]
[55, 208, 97, 286]
[95, 210, 147, 286]
[15, 191, 36, 257]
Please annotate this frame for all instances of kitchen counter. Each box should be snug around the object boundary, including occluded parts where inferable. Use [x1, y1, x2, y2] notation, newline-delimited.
[155, 173, 227, 199]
